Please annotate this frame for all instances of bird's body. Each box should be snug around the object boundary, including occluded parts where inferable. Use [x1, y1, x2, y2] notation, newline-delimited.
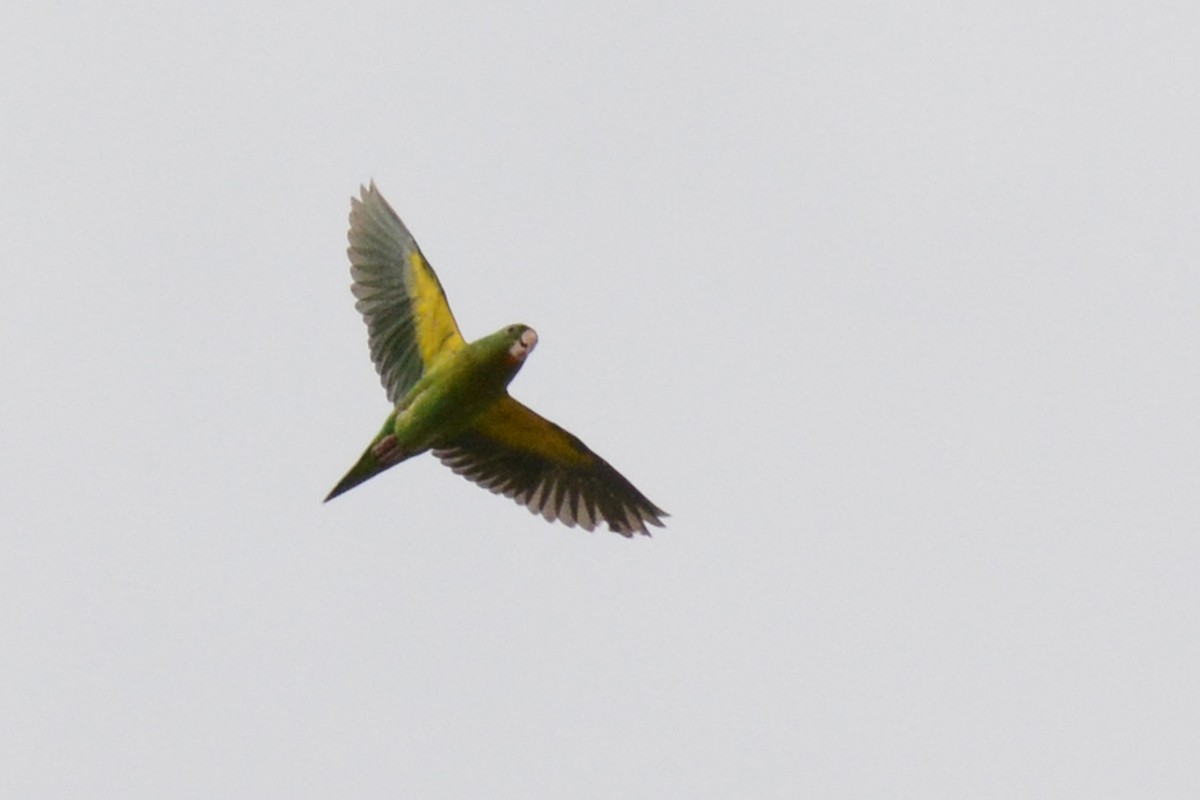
[326, 183, 666, 536]
[326, 324, 535, 500]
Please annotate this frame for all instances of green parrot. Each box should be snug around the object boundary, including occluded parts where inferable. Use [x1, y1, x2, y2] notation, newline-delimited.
[325, 183, 667, 537]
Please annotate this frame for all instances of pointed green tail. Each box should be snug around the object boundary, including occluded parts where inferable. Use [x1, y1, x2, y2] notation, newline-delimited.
[325, 413, 410, 502]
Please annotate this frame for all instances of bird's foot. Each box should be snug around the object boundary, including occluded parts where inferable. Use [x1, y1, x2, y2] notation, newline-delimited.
[372, 434, 404, 466]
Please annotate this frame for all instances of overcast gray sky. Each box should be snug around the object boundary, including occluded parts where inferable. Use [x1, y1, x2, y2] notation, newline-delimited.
[4, 2, 1199, 797]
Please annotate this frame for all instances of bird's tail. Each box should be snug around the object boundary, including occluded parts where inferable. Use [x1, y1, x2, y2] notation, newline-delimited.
[324, 421, 411, 502]
[324, 449, 383, 502]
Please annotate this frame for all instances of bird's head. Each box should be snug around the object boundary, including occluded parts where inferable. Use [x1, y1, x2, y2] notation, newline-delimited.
[480, 324, 538, 377]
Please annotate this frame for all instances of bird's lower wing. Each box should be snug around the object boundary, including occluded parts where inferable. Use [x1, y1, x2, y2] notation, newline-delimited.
[433, 396, 667, 537]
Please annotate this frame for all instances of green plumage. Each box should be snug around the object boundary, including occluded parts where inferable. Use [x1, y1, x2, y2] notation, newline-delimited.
[325, 326, 531, 502]
[326, 183, 667, 536]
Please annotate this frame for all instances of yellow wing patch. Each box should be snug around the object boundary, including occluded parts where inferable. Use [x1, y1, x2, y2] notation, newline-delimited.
[407, 250, 465, 367]
[470, 397, 596, 467]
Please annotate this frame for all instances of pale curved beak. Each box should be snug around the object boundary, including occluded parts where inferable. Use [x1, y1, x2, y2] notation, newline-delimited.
[511, 327, 538, 361]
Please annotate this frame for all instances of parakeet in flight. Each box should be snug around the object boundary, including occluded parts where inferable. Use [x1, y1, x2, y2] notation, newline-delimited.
[325, 183, 667, 537]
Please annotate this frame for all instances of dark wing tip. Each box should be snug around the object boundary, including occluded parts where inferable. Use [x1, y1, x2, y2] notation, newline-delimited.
[434, 441, 667, 539]
[604, 501, 668, 538]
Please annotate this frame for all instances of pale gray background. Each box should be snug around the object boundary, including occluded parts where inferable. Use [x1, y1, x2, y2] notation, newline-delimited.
[3, 2, 1198, 797]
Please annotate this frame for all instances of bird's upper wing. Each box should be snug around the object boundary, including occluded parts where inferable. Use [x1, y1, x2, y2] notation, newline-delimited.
[348, 182, 467, 404]
[433, 396, 667, 537]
